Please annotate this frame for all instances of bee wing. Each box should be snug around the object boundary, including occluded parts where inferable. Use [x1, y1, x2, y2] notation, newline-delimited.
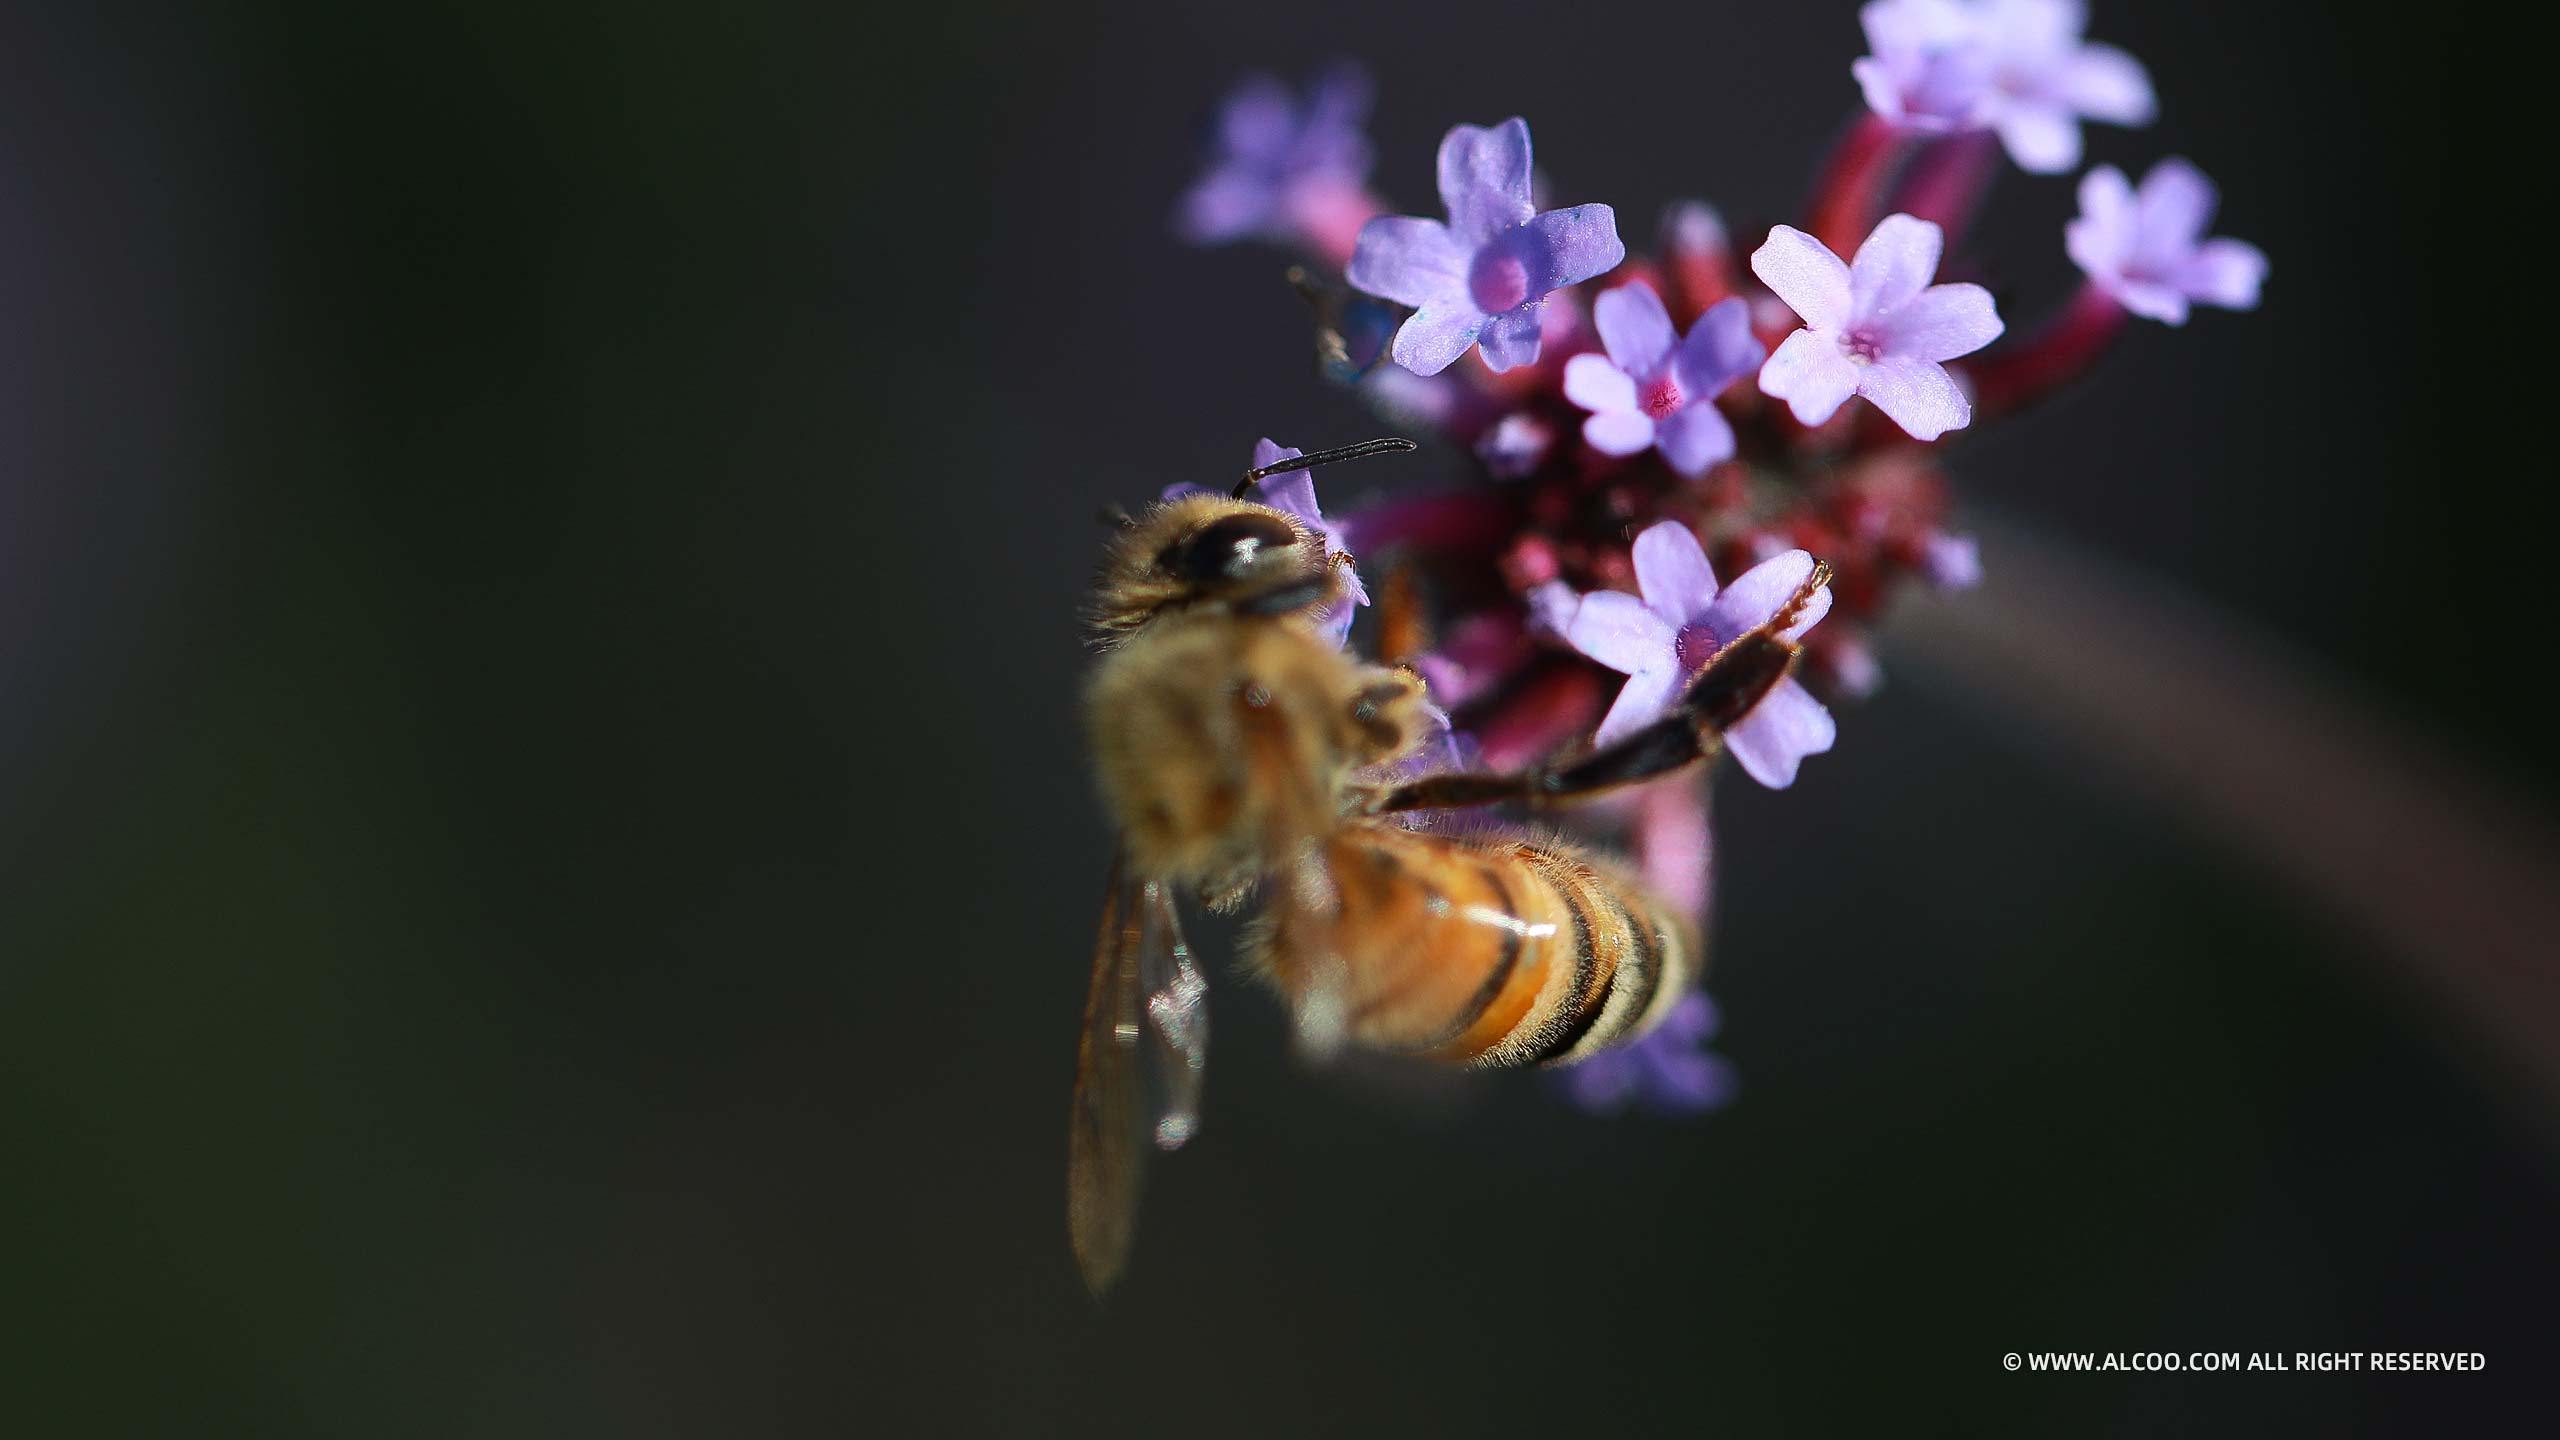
[1067, 857, 1207, 1296]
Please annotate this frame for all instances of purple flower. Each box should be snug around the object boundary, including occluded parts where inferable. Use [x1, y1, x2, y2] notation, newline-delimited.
[1559, 991, 1736, 1114]
[1176, 64, 1375, 246]
[1853, 0, 1997, 133]
[1562, 284, 1764, 477]
[1922, 532, 1983, 588]
[1346, 118, 1625, 376]
[1752, 214, 2004, 441]
[1563, 521, 1836, 789]
[1853, 0, 2154, 174]
[1971, 0, 2154, 173]
[1164, 438, 1368, 644]
[2066, 158, 2269, 326]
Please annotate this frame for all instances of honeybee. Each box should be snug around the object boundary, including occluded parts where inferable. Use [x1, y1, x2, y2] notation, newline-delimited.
[1071, 438, 1828, 1294]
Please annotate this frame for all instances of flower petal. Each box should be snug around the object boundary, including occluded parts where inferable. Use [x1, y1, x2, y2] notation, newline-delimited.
[1881, 281, 2003, 362]
[1567, 590, 1676, 677]
[1347, 216, 1468, 308]
[1517, 204, 1627, 293]
[2111, 277, 2191, 326]
[1390, 305, 1489, 377]
[1217, 74, 1297, 161]
[1757, 328, 1861, 427]
[1592, 280, 1678, 377]
[1582, 408, 1656, 457]
[1176, 169, 1277, 244]
[1703, 548, 1830, 644]
[2135, 157, 2218, 261]
[1638, 1045, 1737, 1112]
[1525, 580, 1582, 639]
[1653, 401, 1736, 477]
[1857, 354, 1971, 440]
[1473, 306, 1544, 373]
[2061, 43, 2155, 125]
[2177, 238, 2268, 312]
[1562, 353, 1639, 414]
[1993, 101, 2081, 174]
[1724, 676, 1835, 789]
[1750, 225, 1852, 330]
[1436, 117, 1536, 241]
[2064, 164, 2136, 279]
[1593, 665, 1685, 747]
[1923, 532, 1982, 589]
[1671, 296, 1764, 398]
[1849, 213, 1944, 316]
[1631, 520, 1719, 625]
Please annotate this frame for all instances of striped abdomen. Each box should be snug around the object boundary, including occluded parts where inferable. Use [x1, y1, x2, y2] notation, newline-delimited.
[1255, 823, 1697, 1068]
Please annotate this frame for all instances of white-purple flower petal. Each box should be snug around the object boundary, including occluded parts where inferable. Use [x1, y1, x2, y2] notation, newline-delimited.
[2066, 158, 2267, 326]
[1348, 118, 1624, 376]
[1565, 285, 1761, 476]
[1751, 216, 2001, 438]
[1854, 0, 2154, 174]
[1559, 525, 1837, 787]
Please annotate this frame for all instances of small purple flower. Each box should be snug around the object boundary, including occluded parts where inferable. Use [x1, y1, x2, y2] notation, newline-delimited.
[1165, 438, 1368, 644]
[1853, 0, 1996, 133]
[1562, 284, 1764, 477]
[1563, 521, 1836, 789]
[1971, 0, 2155, 174]
[1559, 991, 1736, 1114]
[2066, 158, 2269, 326]
[1752, 214, 2004, 442]
[1922, 532, 1983, 588]
[1176, 64, 1375, 246]
[1854, 0, 2154, 174]
[1347, 118, 1625, 376]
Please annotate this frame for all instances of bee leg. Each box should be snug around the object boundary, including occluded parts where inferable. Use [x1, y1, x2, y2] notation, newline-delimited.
[1366, 630, 1802, 814]
[1345, 668, 1431, 767]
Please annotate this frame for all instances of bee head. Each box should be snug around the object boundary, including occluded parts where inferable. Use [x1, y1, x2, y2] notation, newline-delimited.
[1086, 494, 1338, 645]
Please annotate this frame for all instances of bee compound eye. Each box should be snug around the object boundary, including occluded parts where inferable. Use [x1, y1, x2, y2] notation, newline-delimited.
[1159, 513, 1299, 583]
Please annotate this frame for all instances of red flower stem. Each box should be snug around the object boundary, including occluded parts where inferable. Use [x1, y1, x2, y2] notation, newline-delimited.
[1890, 131, 1999, 246]
[1808, 113, 1907, 255]
[1342, 485, 1521, 558]
[1965, 281, 2129, 419]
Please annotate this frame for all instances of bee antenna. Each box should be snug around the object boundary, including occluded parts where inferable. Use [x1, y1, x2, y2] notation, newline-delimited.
[1095, 502, 1139, 530]
[1233, 436, 1417, 500]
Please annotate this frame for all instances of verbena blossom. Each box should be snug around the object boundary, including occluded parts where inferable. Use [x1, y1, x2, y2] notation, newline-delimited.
[1852, 0, 1995, 133]
[1563, 284, 1763, 476]
[1854, 0, 2154, 173]
[1753, 214, 2003, 441]
[2066, 158, 2269, 325]
[1563, 522, 1836, 789]
[1347, 118, 1624, 375]
[1176, 65, 1376, 248]
[1173, 23, 2263, 1119]
[1164, 439, 1367, 643]
[1559, 992, 1737, 1113]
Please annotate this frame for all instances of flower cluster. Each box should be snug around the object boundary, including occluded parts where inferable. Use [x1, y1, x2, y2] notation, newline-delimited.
[1174, 7, 2263, 1112]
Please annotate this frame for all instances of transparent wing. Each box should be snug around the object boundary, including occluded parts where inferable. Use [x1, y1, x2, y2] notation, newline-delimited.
[1066, 857, 1207, 1296]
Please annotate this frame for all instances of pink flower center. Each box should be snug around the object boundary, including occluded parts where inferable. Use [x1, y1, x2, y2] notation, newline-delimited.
[1838, 326, 1886, 364]
[1673, 620, 1725, 672]
[1639, 372, 1684, 418]
[1468, 249, 1532, 313]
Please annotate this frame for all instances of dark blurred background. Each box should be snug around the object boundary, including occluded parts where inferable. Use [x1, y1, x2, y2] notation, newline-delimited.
[3, 1, 2547, 1434]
